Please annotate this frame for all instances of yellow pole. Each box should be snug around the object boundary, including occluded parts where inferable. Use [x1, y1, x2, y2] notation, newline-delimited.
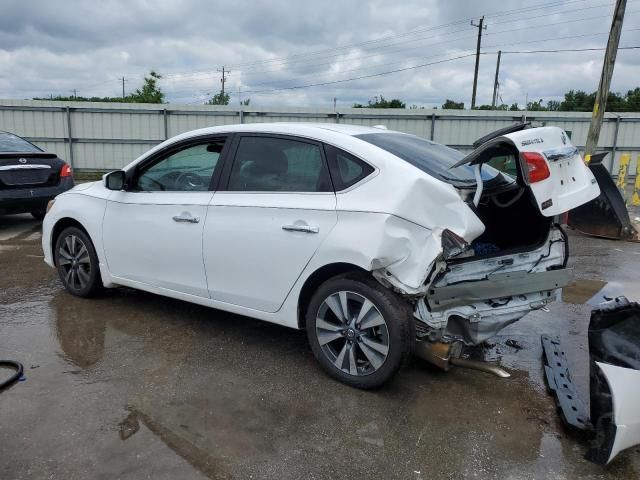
[616, 153, 631, 200]
[631, 153, 640, 206]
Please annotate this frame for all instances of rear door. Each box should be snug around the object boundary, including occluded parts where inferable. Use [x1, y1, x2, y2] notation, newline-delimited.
[203, 134, 337, 313]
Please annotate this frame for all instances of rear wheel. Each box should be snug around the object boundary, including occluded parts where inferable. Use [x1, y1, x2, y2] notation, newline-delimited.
[54, 227, 102, 297]
[306, 274, 413, 389]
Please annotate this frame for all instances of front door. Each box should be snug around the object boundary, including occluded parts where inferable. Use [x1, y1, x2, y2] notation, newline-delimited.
[103, 137, 227, 298]
[203, 134, 337, 312]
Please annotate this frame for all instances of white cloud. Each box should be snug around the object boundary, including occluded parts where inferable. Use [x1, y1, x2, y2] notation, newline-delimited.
[0, 0, 638, 107]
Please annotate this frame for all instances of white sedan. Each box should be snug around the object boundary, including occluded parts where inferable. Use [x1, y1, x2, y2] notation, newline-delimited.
[43, 123, 599, 388]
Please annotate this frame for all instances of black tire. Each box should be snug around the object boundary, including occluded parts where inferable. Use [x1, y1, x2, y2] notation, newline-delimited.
[54, 226, 102, 297]
[305, 273, 414, 389]
[30, 209, 46, 220]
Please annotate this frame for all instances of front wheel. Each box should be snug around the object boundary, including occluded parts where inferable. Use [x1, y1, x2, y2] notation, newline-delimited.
[306, 274, 413, 389]
[54, 226, 102, 297]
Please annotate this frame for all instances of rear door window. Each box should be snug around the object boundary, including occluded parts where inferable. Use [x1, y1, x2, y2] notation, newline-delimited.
[227, 136, 332, 192]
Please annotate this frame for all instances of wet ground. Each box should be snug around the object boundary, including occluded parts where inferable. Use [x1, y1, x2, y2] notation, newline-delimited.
[1, 213, 640, 479]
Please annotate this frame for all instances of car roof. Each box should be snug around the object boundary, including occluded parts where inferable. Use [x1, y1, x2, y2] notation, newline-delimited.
[172, 122, 397, 141]
[125, 122, 409, 172]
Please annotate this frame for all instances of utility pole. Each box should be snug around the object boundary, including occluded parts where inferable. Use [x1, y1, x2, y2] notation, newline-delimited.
[121, 76, 127, 99]
[491, 50, 501, 109]
[470, 16, 486, 109]
[584, 0, 627, 158]
[218, 66, 229, 97]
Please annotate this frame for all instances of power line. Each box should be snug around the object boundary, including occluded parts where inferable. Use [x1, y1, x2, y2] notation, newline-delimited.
[499, 45, 640, 54]
[234, 28, 640, 95]
[160, 4, 628, 88]
[156, 0, 607, 81]
[232, 3, 617, 76]
[242, 53, 477, 95]
[225, 0, 597, 70]
[160, 7, 637, 94]
[241, 36, 640, 99]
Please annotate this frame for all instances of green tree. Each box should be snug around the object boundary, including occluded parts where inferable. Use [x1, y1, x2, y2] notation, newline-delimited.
[128, 71, 164, 104]
[441, 99, 464, 109]
[353, 95, 406, 108]
[625, 87, 640, 111]
[241, 98, 250, 106]
[207, 90, 230, 105]
[546, 100, 560, 111]
[526, 99, 546, 111]
[509, 102, 520, 111]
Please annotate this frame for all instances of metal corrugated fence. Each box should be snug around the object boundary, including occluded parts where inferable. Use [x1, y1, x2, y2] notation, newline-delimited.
[1, 99, 639, 175]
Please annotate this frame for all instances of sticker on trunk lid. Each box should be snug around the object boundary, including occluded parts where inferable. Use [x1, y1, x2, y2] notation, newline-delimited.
[521, 138, 544, 146]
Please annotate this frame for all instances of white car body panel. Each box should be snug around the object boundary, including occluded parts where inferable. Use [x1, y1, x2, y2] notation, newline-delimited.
[41, 122, 597, 337]
[596, 362, 640, 463]
[103, 191, 213, 298]
[204, 192, 337, 312]
[503, 126, 600, 216]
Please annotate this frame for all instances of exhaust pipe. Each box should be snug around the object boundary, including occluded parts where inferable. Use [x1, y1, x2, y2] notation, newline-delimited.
[415, 340, 511, 378]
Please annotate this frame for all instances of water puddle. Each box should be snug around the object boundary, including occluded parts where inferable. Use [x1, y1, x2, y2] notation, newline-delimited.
[562, 279, 640, 306]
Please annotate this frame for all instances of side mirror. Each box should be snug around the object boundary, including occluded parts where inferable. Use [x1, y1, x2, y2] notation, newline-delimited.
[104, 170, 126, 191]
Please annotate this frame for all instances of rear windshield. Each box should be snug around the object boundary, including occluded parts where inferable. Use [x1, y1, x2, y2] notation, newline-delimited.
[355, 132, 500, 186]
[0, 132, 42, 153]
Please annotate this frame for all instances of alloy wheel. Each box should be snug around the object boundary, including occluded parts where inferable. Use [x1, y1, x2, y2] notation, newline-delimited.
[315, 291, 390, 376]
[58, 234, 91, 290]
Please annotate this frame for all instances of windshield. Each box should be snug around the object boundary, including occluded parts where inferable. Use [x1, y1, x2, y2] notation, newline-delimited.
[0, 132, 42, 153]
[355, 132, 503, 186]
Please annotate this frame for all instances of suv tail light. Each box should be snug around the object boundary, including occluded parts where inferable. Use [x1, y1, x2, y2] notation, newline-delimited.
[60, 163, 72, 177]
[521, 152, 550, 183]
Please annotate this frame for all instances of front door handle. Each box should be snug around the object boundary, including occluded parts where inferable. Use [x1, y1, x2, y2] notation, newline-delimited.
[282, 224, 319, 234]
[172, 212, 200, 224]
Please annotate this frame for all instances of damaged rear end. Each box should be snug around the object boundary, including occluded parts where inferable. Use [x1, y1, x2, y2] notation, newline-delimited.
[415, 124, 599, 351]
[360, 124, 599, 361]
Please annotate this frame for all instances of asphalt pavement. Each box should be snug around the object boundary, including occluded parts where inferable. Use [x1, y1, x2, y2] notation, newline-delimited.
[1, 213, 640, 479]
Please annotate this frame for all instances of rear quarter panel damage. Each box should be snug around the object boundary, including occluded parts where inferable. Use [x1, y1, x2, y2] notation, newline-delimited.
[330, 157, 486, 295]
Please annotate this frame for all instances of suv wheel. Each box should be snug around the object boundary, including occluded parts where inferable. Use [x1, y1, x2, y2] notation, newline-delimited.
[54, 226, 102, 297]
[306, 274, 413, 389]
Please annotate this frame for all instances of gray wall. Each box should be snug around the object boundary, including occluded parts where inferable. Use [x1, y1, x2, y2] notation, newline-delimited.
[1, 99, 639, 175]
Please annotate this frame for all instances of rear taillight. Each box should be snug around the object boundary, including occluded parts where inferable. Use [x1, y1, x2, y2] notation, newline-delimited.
[441, 229, 469, 260]
[60, 163, 72, 177]
[521, 152, 550, 183]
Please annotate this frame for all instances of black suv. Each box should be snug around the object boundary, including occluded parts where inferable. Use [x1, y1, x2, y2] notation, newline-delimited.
[0, 131, 74, 219]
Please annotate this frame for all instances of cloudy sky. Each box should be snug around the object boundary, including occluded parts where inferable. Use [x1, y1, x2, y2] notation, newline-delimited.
[0, 0, 638, 108]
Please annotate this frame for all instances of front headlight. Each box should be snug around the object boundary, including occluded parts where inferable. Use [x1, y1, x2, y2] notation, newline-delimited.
[46, 199, 56, 213]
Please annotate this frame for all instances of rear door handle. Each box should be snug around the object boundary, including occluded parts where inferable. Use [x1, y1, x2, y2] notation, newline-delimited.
[282, 224, 319, 234]
[172, 212, 200, 224]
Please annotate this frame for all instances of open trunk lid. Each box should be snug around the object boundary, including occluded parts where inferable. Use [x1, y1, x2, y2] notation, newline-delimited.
[453, 126, 600, 217]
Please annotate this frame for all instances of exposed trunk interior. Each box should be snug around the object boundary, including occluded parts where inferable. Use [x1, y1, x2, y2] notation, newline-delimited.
[470, 186, 552, 256]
